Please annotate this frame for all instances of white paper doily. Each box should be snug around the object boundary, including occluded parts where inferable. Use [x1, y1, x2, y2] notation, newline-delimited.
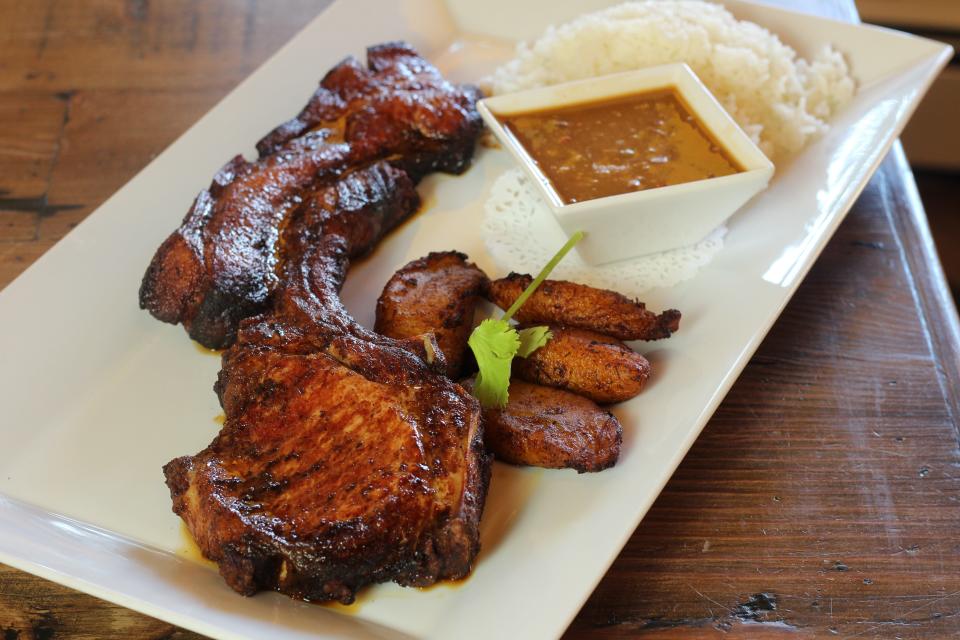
[482, 169, 727, 297]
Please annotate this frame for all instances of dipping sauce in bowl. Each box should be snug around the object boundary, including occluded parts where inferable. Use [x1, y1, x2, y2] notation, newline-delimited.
[477, 64, 774, 264]
[500, 89, 743, 204]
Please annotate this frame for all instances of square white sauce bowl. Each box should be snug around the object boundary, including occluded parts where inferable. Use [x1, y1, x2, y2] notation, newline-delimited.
[478, 63, 775, 265]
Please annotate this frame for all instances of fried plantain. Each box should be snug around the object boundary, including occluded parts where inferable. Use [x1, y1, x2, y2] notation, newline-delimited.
[513, 326, 649, 404]
[462, 378, 621, 473]
[375, 251, 488, 376]
[486, 273, 680, 341]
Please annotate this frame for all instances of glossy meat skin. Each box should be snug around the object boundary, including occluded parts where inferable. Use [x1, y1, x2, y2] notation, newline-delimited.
[513, 326, 650, 404]
[486, 273, 681, 341]
[463, 378, 621, 473]
[139, 135, 352, 348]
[140, 42, 483, 348]
[375, 251, 489, 377]
[164, 165, 491, 603]
[257, 42, 483, 180]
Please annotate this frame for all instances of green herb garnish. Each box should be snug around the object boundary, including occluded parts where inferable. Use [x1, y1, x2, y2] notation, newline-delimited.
[468, 231, 584, 408]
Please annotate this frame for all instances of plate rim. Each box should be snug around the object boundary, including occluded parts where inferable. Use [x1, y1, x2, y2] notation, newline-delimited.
[0, 0, 953, 638]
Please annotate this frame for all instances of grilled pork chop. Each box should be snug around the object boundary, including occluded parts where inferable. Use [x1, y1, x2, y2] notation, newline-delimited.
[164, 163, 490, 603]
[138, 135, 353, 348]
[258, 42, 482, 180]
[141, 42, 482, 349]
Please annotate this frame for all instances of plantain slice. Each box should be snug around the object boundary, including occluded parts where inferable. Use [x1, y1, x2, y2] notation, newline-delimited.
[375, 251, 488, 377]
[462, 377, 622, 473]
[513, 326, 650, 404]
[486, 273, 680, 341]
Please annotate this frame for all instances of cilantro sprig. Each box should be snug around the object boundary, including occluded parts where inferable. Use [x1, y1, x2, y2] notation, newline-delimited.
[468, 231, 584, 408]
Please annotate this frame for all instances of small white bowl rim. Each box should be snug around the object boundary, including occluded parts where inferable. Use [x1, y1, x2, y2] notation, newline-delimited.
[477, 63, 775, 215]
[552, 166, 772, 218]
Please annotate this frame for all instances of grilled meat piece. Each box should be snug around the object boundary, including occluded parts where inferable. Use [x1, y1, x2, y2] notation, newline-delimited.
[139, 135, 353, 348]
[257, 42, 483, 180]
[165, 163, 491, 604]
[165, 349, 486, 603]
[375, 251, 489, 377]
[141, 42, 483, 349]
[486, 273, 681, 341]
[463, 378, 621, 473]
[513, 326, 650, 404]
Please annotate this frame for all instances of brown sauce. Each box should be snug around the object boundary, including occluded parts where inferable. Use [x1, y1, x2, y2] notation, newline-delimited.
[501, 88, 743, 204]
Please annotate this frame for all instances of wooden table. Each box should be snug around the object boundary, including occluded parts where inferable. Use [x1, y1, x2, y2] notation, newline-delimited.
[2, 1, 959, 638]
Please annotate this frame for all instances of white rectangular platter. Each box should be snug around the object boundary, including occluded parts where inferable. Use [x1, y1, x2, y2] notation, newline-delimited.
[0, 1, 951, 638]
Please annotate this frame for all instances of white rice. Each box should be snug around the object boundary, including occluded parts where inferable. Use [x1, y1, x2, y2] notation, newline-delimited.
[488, 1, 856, 160]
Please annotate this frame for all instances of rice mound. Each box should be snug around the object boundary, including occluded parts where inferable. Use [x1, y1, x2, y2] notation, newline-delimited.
[489, 1, 856, 161]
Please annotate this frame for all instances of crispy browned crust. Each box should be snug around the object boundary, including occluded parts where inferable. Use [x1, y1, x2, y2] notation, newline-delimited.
[257, 42, 483, 180]
[512, 326, 650, 404]
[463, 378, 621, 473]
[166, 351, 489, 602]
[164, 164, 491, 603]
[140, 42, 483, 349]
[139, 140, 352, 348]
[374, 251, 489, 377]
[486, 273, 681, 341]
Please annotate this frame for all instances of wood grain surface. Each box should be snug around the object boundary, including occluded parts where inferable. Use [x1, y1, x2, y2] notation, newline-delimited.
[2, 1, 959, 638]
